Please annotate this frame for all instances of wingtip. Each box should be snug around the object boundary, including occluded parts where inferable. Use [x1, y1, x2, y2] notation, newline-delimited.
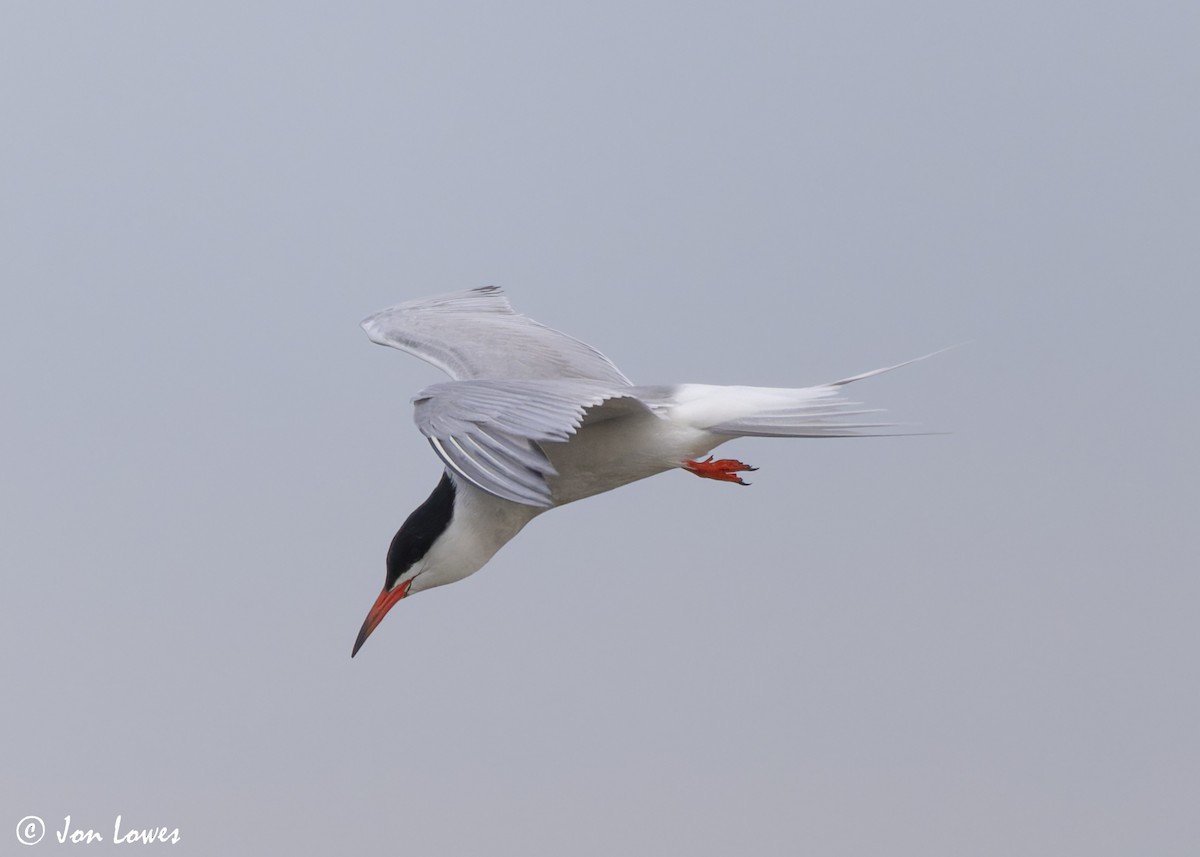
[359, 308, 393, 346]
[359, 286, 514, 341]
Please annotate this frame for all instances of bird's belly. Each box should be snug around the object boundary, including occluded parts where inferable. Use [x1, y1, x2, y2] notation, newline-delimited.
[541, 413, 718, 506]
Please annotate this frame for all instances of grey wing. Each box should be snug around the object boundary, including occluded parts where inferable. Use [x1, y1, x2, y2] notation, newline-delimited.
[413, 379, 645, 507]
[362, 286, 632, 384]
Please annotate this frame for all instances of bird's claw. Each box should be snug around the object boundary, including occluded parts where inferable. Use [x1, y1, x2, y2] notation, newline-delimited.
[683, 456, 759, 486]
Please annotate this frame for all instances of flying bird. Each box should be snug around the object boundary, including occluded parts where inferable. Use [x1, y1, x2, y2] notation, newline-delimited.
[353, 287, 934, 656]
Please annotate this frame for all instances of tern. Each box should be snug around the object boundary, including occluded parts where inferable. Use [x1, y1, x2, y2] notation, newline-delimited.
[352, 287, 935, 656]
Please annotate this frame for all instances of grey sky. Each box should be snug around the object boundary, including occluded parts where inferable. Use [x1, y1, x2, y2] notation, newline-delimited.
[3, 3, 1198, 855]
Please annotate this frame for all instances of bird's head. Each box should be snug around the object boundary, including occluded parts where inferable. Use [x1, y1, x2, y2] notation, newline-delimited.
[351, 473, 456, 657]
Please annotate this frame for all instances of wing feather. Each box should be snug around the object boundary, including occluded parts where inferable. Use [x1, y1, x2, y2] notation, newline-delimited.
[362, 286, 632, 384]
[413, 379, 654, 506]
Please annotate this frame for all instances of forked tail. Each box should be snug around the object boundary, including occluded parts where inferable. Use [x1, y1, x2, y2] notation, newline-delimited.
[690, 348, 953, 439]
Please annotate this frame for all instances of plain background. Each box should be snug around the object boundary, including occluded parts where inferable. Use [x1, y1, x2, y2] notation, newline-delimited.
[3, 3, 1197, 855]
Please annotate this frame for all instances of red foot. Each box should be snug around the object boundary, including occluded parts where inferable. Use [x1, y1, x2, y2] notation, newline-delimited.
[682, 456, 759, 486]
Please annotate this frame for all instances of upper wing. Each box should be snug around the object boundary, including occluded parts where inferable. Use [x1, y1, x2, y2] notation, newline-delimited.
[362, 286, 632, 384]
[413, 379, 649, 506]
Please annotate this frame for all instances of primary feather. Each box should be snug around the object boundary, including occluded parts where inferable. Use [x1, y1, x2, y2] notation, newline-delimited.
[361, 286, 632, 384]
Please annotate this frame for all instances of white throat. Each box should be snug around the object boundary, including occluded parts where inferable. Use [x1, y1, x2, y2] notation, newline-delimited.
[407, 476, 542, 594]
